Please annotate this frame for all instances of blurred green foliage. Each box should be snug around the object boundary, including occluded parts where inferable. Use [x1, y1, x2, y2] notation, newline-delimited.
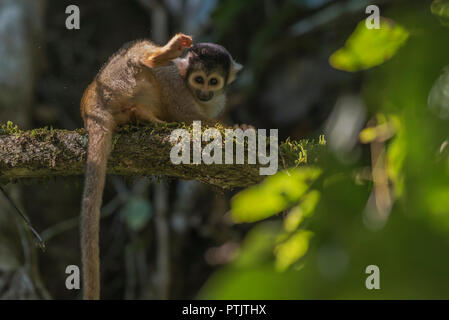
[330, 18, 409, 72]
[231, 167, 321, 223]
[431, 0, 449, 26]
[200, 1, 449, 299]
[120, 196, 152, 232]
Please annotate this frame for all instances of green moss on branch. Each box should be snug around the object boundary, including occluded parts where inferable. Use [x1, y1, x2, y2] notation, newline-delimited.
[0, 122, 323, 189]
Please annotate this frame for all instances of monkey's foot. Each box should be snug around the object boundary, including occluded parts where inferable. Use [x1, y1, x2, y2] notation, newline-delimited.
[160, 33, 193, 60]
[145, 33, 193, 68]
[169, 33, 193, 51]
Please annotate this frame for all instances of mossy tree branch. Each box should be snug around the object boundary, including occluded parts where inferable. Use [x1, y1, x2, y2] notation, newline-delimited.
[0, 123, 322, 189]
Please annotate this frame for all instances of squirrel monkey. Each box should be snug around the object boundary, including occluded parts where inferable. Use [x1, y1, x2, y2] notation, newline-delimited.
[80, 33, 242, 300]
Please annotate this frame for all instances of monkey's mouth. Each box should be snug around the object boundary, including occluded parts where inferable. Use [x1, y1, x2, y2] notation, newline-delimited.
[196, 90, 213, 102]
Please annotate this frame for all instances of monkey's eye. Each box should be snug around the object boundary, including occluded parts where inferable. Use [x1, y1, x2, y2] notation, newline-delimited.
[195, 76, 204, 84]
[209, 78, 218, 86]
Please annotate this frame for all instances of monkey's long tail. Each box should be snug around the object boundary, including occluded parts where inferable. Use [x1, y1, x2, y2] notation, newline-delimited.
[81, 119, 113, 300]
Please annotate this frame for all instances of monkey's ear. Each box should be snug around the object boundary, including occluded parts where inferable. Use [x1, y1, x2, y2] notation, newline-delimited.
[228, 60, 243, 84]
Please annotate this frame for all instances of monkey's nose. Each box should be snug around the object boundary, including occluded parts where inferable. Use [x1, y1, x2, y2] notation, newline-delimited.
[196, 90, 213, 102]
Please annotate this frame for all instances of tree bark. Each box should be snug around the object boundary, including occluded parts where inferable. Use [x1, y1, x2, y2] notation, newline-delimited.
[0, 124, 321, 189]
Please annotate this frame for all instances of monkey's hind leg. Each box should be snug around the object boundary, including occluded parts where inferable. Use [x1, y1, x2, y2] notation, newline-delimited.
[141, 33, 192, 68]
[80, 111, 115, 300]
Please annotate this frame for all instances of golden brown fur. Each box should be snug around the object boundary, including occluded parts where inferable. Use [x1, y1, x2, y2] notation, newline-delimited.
[80, 33, 241, 299]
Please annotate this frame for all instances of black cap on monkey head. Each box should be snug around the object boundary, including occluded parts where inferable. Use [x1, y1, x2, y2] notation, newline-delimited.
[187, 43, 243, 84]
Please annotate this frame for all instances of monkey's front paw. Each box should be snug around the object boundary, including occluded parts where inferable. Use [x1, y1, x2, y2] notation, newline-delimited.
[233, 124, 255, 131]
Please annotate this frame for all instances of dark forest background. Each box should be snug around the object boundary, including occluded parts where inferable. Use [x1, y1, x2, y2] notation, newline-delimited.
[1, 0, 448, 299]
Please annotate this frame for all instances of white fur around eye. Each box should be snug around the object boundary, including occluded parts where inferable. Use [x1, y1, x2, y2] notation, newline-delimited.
[188, 71, 207, 90]
[207, 73, 224, 90]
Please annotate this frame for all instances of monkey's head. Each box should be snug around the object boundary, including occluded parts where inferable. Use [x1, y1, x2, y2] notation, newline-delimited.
[181, 43, 243, 103]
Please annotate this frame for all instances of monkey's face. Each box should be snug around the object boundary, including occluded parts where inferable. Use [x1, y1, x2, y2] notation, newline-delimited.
[183, 43, 243, 103]
[187, 70, 225, 102]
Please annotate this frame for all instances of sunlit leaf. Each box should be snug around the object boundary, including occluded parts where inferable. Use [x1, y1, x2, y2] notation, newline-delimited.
[284, 206, 304, 233]
[359, 127, 378, 143]
[275, 230, 313, 272]
[299, 190, 320, 217]
[360, 122, 397, 144]
[329, 18, 409, 72]
[231, 167, 322, 223]
[387, 134, 406, 198]
[198, 263, 303, 299]
[233, 222, 281, 268]
[284, 190, 320, 232]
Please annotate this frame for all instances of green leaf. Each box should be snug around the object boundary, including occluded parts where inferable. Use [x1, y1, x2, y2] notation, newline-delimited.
[233, 222, 281, 268]
[284, 190, 320, 232]
[284, 206, 304, 233]
[329, 18, 409, 72]
[275, 230, 313, 272]
[231, 167, 322, 223]
[387, 133, 406, 198]
[120, 196, 152, 231]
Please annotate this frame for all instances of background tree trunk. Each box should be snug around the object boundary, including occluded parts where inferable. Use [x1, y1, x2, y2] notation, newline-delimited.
[0, 0, 48, 299]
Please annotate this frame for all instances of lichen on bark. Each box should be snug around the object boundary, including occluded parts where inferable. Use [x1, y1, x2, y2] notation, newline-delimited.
[0, 122, 323, 189]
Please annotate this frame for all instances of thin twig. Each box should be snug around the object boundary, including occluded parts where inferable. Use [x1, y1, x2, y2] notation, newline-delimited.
[0, 186, 45, 250]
